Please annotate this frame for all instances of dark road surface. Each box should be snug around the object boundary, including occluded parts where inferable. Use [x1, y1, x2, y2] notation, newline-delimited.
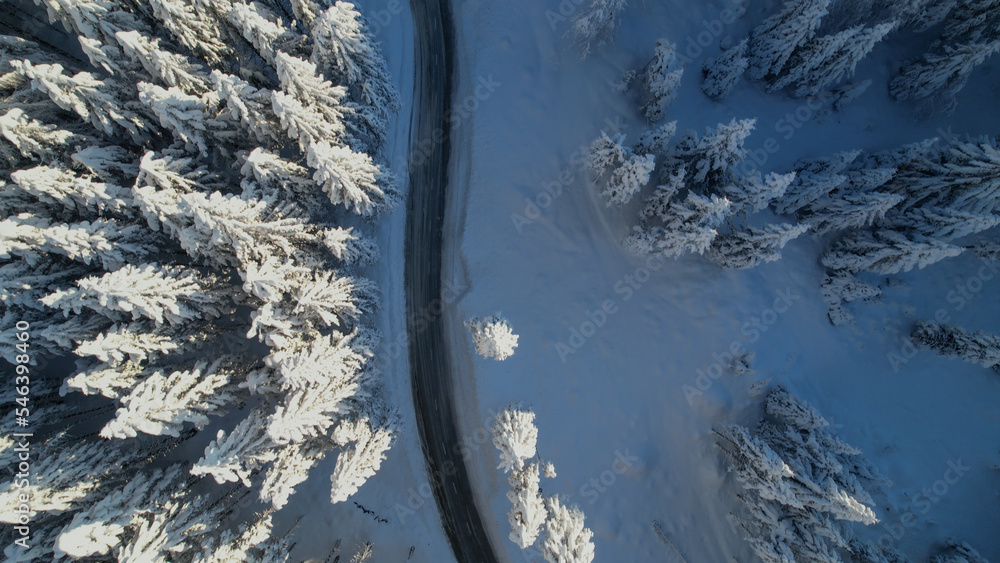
[405, 1, 501, 562]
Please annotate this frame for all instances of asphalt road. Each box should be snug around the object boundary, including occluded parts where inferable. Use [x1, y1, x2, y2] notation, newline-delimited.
[405, 1, 501, 562]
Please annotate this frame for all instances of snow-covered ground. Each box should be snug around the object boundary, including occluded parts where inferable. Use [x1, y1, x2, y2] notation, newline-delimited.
[278, 2, 455, 561]
[443, 1, 1000, 562]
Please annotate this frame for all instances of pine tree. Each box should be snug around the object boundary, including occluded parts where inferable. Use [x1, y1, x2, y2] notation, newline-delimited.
[723, 171, 796, 215]
[802, 191, 904, 234]
[101, 357, 242, 439]
[779, 21, 896, 97]
[74, 322, 180, 366]
[10, 59, 152, 143]
[821, 271, 881, 325]
[708, 223, 810, 269]
[54, 466, 185, 557]
[640, 39, 683, 122]
[541, 496, 595, 563]
[890, 40, 1000, 112]
[624, 192, 731, 258]
[586, 132, 655, 206]
[114, 30, 210, 94]
[748, 0, 832, 81]
[466, 313, 520, 361]
[821, 229, 964, 274]
[0, 108, 76, 165]
[912, 320, 1000, 371]
[702, 39, 748, 100]
[307, 141, 400, 215]
[192, 407, 276, 487]
[10, 164, 132, 214]
[41, 263, 230, 326]
[146, 0, 229, 63]
[942, 0, 1000, 43]
[311, 3, 400, 124]
[0, 214, 150, 270]
[633, 121, 677, 157]
[571, 0, 629, 59]
[492, 404, 539, 473]
[889, 137, 1000, 214]
[137, 82, 211, 156]
[259, 438, 327, 510]
[329, 400, 398, 503]
[507, 462, 546, 549]
[212, 72, 283, 145]
[675, 118, 756, 185]
[772, 150, 859, 215]
[889, 206, 1000, 240]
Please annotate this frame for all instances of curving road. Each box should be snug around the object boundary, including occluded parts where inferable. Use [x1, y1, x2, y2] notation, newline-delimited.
[405, 1, 500, 562]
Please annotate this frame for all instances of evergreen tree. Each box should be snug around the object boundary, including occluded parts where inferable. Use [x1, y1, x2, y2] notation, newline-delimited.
[674, 118, 755, 185]
[640, 39, 683, 122]
[586, 132, 655, 206]
[772, 150, 859, 215]
[492, 404, 539, 473]
[890, 40, 1000, 112]
[776, 21, 896, 96]
[541, 497, 595, 563]
[912, 320, 1000, 371]
[708, 223, 810, 269]
[748, 0, 831, 81]
[466, 313, 520, 361]
[624, 192, 731, 258]
[821, 229, 964, 274]
[802, 191, 904, 234]
[702, 39, 748, 100]
[571, 0, 629, 59]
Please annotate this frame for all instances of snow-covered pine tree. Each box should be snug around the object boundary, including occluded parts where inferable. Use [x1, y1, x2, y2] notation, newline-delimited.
[307, 141, 400, 215]
[778, 21, 896, 97]
[41, 263, 230, 326]
[887, 136, 1000, 214]
[801, 191, 904, 234]
[633, 121, 677, 157]
[822, 229, 964, 274]
[541, 496, 595, 563]
[931, 541, 991, 563]
[586, 132, 655, 206]
[708, 223, 810, 269]
[639, 39, 683, 122]
[9, 164, 132, 215]
[492, 404, 539, 473]
[716, 387, 884, 562]
[912, 320, 1000, 371]
[674, 118, 755, 185]
[722, 171, 796, 215]
[506, 461, 547, 549]
[54, 465, 185, 557]
[329, 399, 398, 503]
[888, 206, 1000, 240]
[624, 192, 731, 258]
[0, 214, 150, 270]
[192, 407, 276, 487]
[466, 312, 520, 361]
[100, 357, 242, 439]
[890, 40, 1000, 113]
[311, 2, 400, 141]
[571, 0, 628, 59]
[702, 39, 748, 100]
[748, 0, 831, 81]
[942, 0, 1000, 43]
[771, 149, 859, 215]
[821, 270, 882, 325]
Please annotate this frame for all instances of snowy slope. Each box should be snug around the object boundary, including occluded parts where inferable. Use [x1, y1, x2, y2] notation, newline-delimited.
[443, 0, 1000, 562]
